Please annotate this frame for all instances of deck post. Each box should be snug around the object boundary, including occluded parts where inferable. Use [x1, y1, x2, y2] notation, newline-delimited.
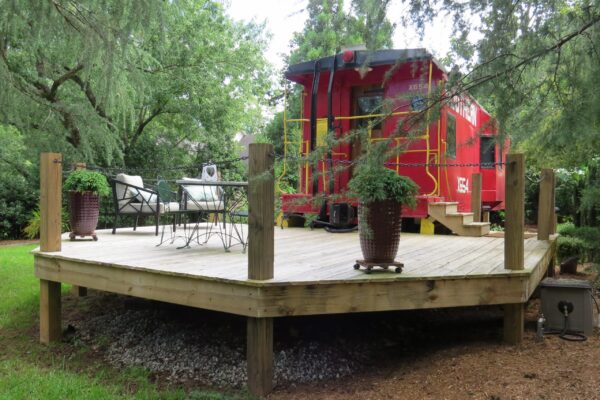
[537, 168, 555, 241]
[247, 143, 274, 397]
[72, 162, 88, 297]
[39, 152, 63, 343]
[504, 153, 524, 270]
[471, 172, 482, 222]
[503, 303, 524, 344]
[503, 153, 525, 344]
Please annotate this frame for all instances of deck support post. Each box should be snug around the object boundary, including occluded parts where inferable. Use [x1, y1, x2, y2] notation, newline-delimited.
[471, 172, 482, 222]
[504, 153, 525, 270]
[503, 303, 524, 344]
[72, 162, 88, 297]
[503, 154, 525, 344]
[40, 280, 61, 344]
[247, 317, 274, 397]
[537, 168, 555, 241]
[247, 143, 274, 397]
[39, 153, 63, 343]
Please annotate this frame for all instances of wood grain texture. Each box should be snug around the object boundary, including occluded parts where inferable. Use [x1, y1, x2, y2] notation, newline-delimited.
[248, 143, 274, 280]
[537, 169, 555, 240]
[503, 303, 524, 344]
[471, 172, 482, 222]
[40, 153, 62, 252]
[247, 317, 273, 397]
[33, 227, 556, 317]
[40, 279, 61, 344]
[504, 153, 525, 270]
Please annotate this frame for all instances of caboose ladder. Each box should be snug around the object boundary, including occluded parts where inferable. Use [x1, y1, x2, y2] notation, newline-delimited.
[428, 202, 490, 237]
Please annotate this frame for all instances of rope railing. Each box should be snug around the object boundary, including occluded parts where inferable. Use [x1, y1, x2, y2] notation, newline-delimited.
[62, 156, 249, 177]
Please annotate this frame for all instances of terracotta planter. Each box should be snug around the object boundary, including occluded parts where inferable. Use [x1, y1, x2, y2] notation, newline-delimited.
[358, 199, 402, 263]
[69, 191, 99, 240]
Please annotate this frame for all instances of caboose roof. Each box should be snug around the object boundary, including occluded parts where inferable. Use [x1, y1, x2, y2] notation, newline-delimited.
[285, 48, 446, 81]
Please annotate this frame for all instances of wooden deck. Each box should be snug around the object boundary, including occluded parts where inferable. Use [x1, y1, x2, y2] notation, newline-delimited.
[33, 225, 556, 318]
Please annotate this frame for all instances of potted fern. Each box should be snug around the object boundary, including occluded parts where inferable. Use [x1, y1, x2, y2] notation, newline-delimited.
[64, 170, 110, 241]
[348, 159, 419, 273]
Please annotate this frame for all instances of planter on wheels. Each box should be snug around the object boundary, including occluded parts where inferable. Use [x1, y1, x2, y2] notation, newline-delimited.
[354, 199, 404, 273]
[69, 191, 99, 241]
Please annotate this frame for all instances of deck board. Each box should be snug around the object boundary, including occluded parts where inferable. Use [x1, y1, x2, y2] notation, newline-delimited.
[33, 225, 556, 317]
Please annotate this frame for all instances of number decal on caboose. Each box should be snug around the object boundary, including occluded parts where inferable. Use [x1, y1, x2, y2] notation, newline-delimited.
[457, 177, 469, 194]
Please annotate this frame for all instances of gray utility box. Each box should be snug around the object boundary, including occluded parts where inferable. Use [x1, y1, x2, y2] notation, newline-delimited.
[540, 278, 596, 336]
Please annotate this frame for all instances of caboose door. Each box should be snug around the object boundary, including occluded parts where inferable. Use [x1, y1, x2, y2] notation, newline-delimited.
[349, 86, 385, 175]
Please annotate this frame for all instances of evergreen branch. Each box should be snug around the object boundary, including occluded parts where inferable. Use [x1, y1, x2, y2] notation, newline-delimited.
[67, 72, 116, 131]
[50, 63, 84, 99]
[131, 106, 164, 145]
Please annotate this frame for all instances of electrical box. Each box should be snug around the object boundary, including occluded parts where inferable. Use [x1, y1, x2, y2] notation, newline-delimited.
[540, 278, 596, 336]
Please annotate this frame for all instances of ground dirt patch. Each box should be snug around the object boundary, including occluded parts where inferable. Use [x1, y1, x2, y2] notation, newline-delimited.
[58, 277, 599, 400]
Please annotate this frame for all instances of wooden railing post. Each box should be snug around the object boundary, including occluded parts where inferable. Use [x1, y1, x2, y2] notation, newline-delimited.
[39, 152, 63, 344]
[71, 162, 88, 297]
[247, 143, 274, 397]
[504, 153, 525, 270]
[503, 153, 525, 344]
[471, 172, 482, 222]
[40, 153, 63, 252]
[537, 168, 555, 241]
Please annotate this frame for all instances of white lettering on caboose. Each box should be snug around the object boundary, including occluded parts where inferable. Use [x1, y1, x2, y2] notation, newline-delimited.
[450, 95, 478, 126]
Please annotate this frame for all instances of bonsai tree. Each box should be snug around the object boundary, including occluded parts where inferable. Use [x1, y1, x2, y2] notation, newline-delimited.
[64, 170, 110, 241]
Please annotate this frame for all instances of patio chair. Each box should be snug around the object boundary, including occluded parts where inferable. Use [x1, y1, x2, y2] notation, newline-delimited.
[179, 165, 227, 247]
[111, 173, 180, 235]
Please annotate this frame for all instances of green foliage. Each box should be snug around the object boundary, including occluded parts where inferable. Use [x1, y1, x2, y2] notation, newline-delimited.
[23, 207, 70, 239]
[0, 1, 270, 238]
[0, 244, 249, 399]
[64, 170, 110, 196]
[349, 164, 419, 205]
[557, 223, 600, 262]
[557, 236, 586, 262]
[557, 222, 577, 237]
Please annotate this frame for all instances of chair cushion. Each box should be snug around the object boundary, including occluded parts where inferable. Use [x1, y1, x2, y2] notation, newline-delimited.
[137, 190, 158, 204]
[185, 200, 224, 211]
[115, 173, 144, 202]
[118, 201, 180, 214]
[180, 178, 220, 202]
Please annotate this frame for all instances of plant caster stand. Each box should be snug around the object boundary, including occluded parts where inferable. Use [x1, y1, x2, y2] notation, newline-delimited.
[69, 232, 98, 241]
[353, 260, 403, 274]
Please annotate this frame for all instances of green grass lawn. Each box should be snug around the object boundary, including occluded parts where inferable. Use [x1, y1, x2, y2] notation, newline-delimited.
[0, 244, 250, 400]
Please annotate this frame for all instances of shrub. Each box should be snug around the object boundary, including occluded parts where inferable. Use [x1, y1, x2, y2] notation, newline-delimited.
[557, 236, 586, 262]
[23, 207, 71, 239]
[572, 226, 600, 262]
[557, 222, 577, 237]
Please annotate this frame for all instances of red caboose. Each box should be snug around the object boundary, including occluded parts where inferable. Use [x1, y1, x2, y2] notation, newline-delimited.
[280, 48, 507, 236]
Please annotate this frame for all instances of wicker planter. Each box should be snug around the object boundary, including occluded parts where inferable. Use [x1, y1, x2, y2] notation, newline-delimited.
[358, 199, 402, 263]
[69, 191, 99, 240]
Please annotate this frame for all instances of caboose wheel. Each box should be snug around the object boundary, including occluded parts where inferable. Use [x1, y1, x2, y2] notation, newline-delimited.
[395, 267, 402, 273]
[92, 235, 98, 241]
[365, 266, 372, 274]
[69, 232, 76, 241]
[353, 263, 360, 270]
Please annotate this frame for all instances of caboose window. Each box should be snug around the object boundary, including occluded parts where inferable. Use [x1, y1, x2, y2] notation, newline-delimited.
[357, 95, 383, 131]
[446, 113, 456, 158]
[480, 136, 496, 168]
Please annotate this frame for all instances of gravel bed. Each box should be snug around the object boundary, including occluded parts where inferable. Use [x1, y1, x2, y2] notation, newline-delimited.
[71, 297, 372, 388]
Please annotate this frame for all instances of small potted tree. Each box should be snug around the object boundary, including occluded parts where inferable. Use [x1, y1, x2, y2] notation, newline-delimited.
[64, 170, 110, 241]
[349, 158, 419, 273]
